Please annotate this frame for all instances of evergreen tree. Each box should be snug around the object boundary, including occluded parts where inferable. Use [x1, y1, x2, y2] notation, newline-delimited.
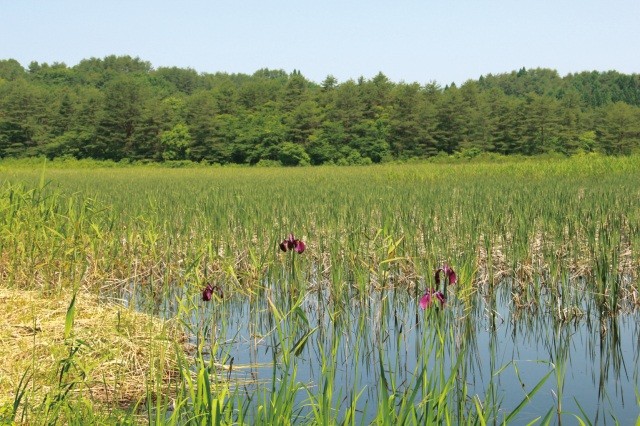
[1, 55, 640, 163]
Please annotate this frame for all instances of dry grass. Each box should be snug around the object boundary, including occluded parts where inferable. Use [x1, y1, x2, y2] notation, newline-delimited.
[0, 287, 182, 410]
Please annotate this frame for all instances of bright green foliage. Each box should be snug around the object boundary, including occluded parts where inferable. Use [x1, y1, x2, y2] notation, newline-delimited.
[597, 101, 640, 154]
[278, 142, 310, 166]
[160, 123, 192, 160]
[1, 57, 640, 163]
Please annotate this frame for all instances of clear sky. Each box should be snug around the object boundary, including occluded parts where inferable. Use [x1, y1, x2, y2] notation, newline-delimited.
[2, 1, 639, 85]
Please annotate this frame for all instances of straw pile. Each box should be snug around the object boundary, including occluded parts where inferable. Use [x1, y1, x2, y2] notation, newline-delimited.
[0, 288, 181, 410]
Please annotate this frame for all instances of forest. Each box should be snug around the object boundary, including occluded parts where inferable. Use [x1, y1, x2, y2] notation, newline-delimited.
[1, 55, 639, 165]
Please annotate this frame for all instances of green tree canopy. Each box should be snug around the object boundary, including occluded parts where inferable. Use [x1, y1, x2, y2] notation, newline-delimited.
[1, 55, 640, 163]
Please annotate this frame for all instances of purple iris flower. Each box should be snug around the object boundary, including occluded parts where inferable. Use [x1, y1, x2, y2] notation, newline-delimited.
[279, 233, 305, 254]
[420, 264, 456, 310]
[202, 283, 223, 302]
[419, 289, 446, 309]
[435, 264, 457, 286]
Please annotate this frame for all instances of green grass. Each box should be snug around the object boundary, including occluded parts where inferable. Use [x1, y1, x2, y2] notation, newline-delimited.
[2, 155, 639, 310]
[1, 154, 639, 424]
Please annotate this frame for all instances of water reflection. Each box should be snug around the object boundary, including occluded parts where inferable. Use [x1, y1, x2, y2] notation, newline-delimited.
[120, 282, 639, 424]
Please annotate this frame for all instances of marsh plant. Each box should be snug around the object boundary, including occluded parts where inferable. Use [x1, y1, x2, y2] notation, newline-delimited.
[420, 264, 457, 309]
[1, 156, 640, 424]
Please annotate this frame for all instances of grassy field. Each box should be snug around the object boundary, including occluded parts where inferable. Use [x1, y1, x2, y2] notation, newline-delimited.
[1, 155, 639, 424]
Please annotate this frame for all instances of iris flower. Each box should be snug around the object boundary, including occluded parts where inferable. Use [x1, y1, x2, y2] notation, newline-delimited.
[202, 283, 223, 301]
[279, 233, 306, 254]
[435, 264, 457, 286]
[419, 289, 446, 309]
[420, 264, 456, 309]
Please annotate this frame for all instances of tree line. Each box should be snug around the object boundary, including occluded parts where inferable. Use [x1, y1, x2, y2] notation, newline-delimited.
[1, 55, 640, 165]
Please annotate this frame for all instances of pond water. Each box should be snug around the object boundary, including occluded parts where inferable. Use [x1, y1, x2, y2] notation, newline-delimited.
[124, 283, 639, 424]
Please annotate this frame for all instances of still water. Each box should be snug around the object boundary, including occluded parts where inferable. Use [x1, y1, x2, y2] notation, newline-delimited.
[129, 283, 639, 424]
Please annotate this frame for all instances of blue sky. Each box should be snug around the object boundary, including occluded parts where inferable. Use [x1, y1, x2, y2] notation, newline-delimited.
[2, 1, 639, 85]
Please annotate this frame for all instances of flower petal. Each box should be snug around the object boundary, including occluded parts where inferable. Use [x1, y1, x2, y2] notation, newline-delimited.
[444, 265, 457, 285]
[419, 290, 433, 309]
[434, 291, 446, 306]
[287, 237, 296, 249]
[202, 285, 213, 301]
[295, 240, 305, 253]
[279, 241, 288, 252]
[435, 265, 457, 286]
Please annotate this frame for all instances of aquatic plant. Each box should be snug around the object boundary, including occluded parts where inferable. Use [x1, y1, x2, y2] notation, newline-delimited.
[435, 264, 457, 286]
[2, 156, 640, 424]
[420, 264, 456, 309]
[419, 289, 447, 309]
[279, 233, 306, 254]
[202, 283, 223, 301]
